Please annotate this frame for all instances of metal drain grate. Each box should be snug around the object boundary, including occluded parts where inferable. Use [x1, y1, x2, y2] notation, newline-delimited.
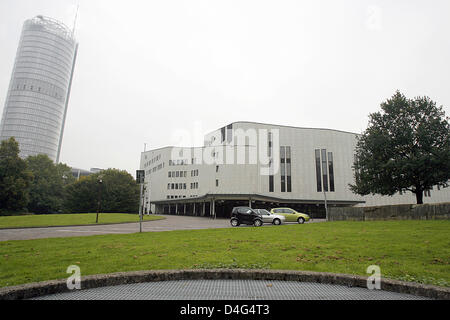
[32, 280, 430, 300]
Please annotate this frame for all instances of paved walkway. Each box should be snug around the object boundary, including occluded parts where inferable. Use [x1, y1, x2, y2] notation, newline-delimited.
[0, 215, 325, 241]
[32, 280, 429, 300]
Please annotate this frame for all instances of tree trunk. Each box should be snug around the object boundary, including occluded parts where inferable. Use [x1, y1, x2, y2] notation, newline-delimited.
[415, 190, 424, 204]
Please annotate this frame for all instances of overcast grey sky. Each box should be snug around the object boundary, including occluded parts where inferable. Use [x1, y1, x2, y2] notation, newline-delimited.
[1, 0, 449, 176]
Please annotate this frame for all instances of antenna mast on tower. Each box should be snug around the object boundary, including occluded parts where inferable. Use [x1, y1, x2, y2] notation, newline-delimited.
[72, 4, 79, 36]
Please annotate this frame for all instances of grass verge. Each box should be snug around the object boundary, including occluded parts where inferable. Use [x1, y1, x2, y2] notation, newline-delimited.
[0, 213, 165, 229]
[0, 220, 449, 288]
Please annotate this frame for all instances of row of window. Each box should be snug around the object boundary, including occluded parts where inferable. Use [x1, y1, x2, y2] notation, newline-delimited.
[13, 71, 67, 94]
[23, 29, 76, 51]
[14, 70, 68, 93]
[15, 67, 69, 89]
[20, 42, 74, 66]
[16, 61, 70, 82]
[169, 158, 200, 166]
[5, 111, 60, 127]
[145, 162, 164, 176]
[0, 130, 58, 148]
[21, 38, 75, 60]
[2, 119, 60, 136]
[19, 49, 72, 73]
[10, 89, 66, 109]
[167, 195, 186, 199]
[6, 102, 63, 123]
[143, 154, 161, 168]
[12, 83, 65, 100]
[169, 171, 187, 178]
[168, 183, 186, 190]
[166, 195, 200, 199]
[1, 125, 59, 143]
[169, 159, 189, 166]
[167, 182, 199, 190]
[18, 54, 71, 75]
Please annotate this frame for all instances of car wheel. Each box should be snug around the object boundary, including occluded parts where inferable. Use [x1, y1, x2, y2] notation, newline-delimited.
[253, 219, 263, 227]
[230, 219, 240, 227]
[297, 217, 305, 224]
[273, 218, 281, 225]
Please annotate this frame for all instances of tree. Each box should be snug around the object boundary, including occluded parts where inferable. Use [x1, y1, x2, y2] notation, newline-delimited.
[64, 168, 139, 214]
[0, 137, 33, 213]
[350, 91, 450, 204]
[26, 154, 75, 214]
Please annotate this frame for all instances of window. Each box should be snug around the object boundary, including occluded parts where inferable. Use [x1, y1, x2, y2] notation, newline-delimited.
[315, 149, 322, 192]
[286, 146, 292, 192]
[328, 152, 335, 192]
[268, 132, 273, 157]
[269, 175, 274, 192]
[237, 208, 251, 214]
[316, 149, 335, 192]
[221, 126, 226, 143]
[280, 146, 286, 192]
[216, 165, 219, 172]
[321, 149, 328, 192]
[168, 172, 171, 178]
[227, 124, 233, 143]
[216, 179, 219, 187]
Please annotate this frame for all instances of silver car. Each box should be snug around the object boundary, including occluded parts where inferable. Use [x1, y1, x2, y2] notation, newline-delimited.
[254, 209, 286, 225]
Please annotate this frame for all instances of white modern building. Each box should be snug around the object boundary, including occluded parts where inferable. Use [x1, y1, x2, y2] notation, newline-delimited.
[139, 121, 450, 218]
[0, 16, 78, 162]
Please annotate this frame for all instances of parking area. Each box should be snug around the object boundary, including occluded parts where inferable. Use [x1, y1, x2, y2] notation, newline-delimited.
[0, 215, 325, 241]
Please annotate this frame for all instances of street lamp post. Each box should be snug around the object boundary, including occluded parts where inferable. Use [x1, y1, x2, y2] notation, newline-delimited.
[96, 176, 103, 224]
[323, 188, 328, 221]
[136, 170, 145, 233]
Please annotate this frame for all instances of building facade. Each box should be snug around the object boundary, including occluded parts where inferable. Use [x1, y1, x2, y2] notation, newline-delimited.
[0, 16, 78, 162]
[140, 122, 450, 218]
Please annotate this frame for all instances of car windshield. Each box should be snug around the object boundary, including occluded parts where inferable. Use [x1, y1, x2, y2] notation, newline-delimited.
[256, 209, 270, 215]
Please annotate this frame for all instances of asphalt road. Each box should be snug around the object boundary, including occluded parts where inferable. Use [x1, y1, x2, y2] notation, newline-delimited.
[0, 215, 325, 241]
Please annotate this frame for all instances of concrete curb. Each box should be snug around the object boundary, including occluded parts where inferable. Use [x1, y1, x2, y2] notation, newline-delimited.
[1, 269, 449, 300]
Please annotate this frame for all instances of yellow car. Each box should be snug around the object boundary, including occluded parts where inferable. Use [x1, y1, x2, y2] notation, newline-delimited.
[270, 208, 310, 224]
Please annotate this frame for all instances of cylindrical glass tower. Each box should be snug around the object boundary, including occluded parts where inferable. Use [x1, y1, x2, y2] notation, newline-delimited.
[0, 15, 78, 162]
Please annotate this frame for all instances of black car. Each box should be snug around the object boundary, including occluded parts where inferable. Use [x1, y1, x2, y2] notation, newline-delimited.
[230, 207, 263, 227]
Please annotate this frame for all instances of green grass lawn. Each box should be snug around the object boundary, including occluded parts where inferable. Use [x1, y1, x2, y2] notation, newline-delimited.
[0, 220, 449, 288]
[0, 213, 165, 229]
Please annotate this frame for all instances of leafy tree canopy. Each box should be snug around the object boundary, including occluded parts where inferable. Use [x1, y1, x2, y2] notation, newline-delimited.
[64, 168, 139, 213]
[0, 137, 33, 213]
[26, 154, 75, 214]
[350, 91, 450, 204]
